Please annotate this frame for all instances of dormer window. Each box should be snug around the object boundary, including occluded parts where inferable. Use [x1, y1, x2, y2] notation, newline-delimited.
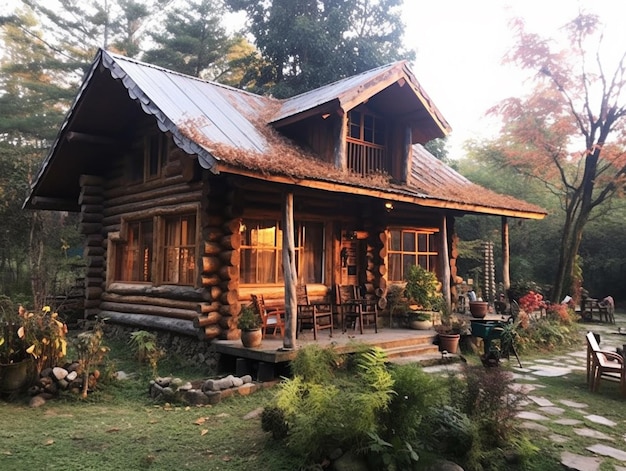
[347, 109, 388, 176]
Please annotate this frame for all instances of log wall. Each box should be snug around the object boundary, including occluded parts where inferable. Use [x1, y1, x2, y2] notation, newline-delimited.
[80, 175, 105, 319]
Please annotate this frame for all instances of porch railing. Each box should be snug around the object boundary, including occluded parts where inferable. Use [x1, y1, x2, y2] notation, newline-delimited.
[346, 139, 387, 176]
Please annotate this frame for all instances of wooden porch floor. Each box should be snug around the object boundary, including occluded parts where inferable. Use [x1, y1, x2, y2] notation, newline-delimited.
[213, 327, 441, 379]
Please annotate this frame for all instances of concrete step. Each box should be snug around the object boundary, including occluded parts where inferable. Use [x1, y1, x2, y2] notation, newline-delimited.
[382, 343, 440, 359]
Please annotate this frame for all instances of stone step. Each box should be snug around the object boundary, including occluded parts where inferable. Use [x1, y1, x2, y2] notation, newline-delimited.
[382, 343, 440, 359]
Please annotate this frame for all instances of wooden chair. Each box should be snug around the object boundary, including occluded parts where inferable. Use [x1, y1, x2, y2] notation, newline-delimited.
[251, 294, 285, 339]
[296, 284, 333, 340]
[586, 331, 625, 395]
[336, 284, 378, 334]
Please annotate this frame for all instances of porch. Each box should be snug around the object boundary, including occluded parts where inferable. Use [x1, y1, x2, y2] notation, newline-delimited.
[213, 328, 443, 381]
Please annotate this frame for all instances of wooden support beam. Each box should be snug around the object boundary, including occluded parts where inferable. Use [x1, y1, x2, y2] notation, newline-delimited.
[282, 191, 297, 349]
[501, 216, 510, 291]
[440, 214, 451, 312]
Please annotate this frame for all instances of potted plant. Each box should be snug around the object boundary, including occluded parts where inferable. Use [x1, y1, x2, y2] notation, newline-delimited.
[237, 304, 262, 348]
[434, 310, 467, 354]
[0, 302, 67, 393]
[403, 265, 441, 329]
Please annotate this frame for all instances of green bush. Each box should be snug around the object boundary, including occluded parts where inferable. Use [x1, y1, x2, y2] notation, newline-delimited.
[421, 405, 475, 457]
[290, 343, 338, 383]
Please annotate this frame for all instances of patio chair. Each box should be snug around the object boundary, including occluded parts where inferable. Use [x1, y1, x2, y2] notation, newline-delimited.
[251, 294, 285, 339]
[296, 284, 333, 340]
[336, 284, 378, 334]
[585, 331, 625, 395]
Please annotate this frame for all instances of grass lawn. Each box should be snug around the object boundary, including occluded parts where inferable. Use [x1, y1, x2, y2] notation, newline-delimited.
[2, 319, 625, 470]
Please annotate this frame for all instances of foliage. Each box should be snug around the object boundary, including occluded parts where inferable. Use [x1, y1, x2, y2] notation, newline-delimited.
[515, 318, 578, 353]
[237, 304, 261, 331]
[142, 0, 232, 79]
[490, 13, 626, 302]
[271, 345, 394, 461]
[507, 279, 543, 303]
[128, 330, 165, 376]
[364, 431, 420, 471]
[0, 296, 28, 364]
[518, 290, 544, 313]
[261, 406, 289, 440]
[289, 343, 338, 383]
[74, 318, 110, 398]
[404, 265, 440, 311]
[20, 306, 67, 373]
[224, 0, 414, 97]
[421, 405, 475, 457]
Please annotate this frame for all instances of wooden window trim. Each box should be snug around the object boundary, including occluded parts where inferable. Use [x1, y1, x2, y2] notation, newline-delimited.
[387, 227, 439, 282]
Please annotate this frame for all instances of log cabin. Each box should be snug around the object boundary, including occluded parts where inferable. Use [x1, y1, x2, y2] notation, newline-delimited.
[25, 49, 546, 345]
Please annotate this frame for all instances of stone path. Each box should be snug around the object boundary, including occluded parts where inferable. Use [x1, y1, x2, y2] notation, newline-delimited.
[422, 321, 626, 471]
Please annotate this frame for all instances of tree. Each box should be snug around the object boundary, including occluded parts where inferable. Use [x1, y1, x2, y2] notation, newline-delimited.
[225, 0, 414, 97]
[489, 14, 626, 302]
[142, 0, 231, 79]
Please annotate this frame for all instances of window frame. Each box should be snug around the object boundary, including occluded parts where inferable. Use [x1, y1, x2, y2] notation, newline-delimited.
[239, 218, 325, 286]
[387, 227, 439, 283]
[128, 132, 169, 184]
[111, 204, 200, 287]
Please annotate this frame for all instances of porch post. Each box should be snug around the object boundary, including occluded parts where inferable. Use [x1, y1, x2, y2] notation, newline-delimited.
[441, 214, 451, 313]
[501, 216, 510, 292]
[282, 191, 297, 349]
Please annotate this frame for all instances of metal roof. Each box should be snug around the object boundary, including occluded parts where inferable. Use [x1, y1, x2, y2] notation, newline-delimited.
[25, 49, 545, 219]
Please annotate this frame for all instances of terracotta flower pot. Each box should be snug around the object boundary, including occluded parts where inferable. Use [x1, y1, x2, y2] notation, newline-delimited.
[469, 301, 489, 318]
[438, 333, 460, 354]
[240, 328, 262, 348]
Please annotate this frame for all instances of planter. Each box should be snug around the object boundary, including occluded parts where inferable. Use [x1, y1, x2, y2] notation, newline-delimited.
[240, 328, 262, 348]
[438, 333, 460, 354]
[469, 301, 489, 318]
[0, 359, 32, 394]
[409, 319, 432, 330]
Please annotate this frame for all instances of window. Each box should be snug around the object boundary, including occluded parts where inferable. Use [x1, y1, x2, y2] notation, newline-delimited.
[115, 212, 198, 286]
[163, 215, 197, 285]
[240, 219, 324, 285]
[116, 220, 154, 282]
[346, 109, 387, 176]
[129, 133, 168, 183]
[387, 229, 438, 282]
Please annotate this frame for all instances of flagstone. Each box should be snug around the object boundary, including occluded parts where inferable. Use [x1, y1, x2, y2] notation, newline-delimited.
[560, 399, 588, 408]
[587, 444, 626, 461]
[553, 418, 583, 426]
[539, 406, 566, 415]
[560, 452, 601, 471]
[519, 421, 550, 432]
[528, 395, 554, 407]
[585, 415, 617, 427]
[574, 428, 614, 440]
[516, 411, 550, 421]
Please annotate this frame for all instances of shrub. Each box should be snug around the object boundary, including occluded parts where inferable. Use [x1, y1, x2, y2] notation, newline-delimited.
[128, 330, 165, 375]
[421, 405, 475, 457]
[290, 343, 338, 383]
[261, 406, 289, 440]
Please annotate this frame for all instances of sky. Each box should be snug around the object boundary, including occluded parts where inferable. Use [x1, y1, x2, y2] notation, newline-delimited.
[402, 0, 626, 158]
[2, 0, 625, 159]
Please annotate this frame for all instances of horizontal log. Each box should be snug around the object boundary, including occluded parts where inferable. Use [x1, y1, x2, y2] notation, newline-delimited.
[220, 290, 239, 305]
[81, 204, 103, 214]
[201, 274, 221, 287]
[205, 230, 224, 243]
[219, 302, 241, 317]
[218, 314, 236, 330]
[104, 181, 202, 208]
[85, 277, 102, 287]
[192, 311, 221, 328]
[218, 265, 238, 281]
[102, 192, 202, 219]
[107, 282, 211, 301]
[81, 223, 102, 235]
[101, 292, 199, 311]
[84, 299, 101, 309]
[195, 301, 221, 314]
[209, 285, 222, 302]
[199, 325, 221, 341]
[219, 250, 240, 267]
[202, 256, 221, 274]
[223, 219, 240, 235]
[86, 287, 103, 300]
[84, 246, 105, 258]
[379, 265, 387, 276]
[221, 233, 241, 250]
[86, 234, 104, 247]
[99, 302, 198, 320]
[204, 241, 222, 255]
[238, 283, 329, 302]
[79, 175, 105, 188]
[204, 215, 224, 227]
[79, 212, 103, 224]
[100, 310, 197, 336]
[86, 266, 103, 278]
[219, 279, 238, 293]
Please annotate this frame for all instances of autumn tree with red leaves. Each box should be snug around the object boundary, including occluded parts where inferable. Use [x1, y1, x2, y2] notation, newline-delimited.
[490, 14, 626, 302]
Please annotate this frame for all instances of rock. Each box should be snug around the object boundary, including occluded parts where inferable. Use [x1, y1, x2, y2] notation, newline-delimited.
[241, 375, 253, 384]
[232, 377, 244, 387]
[170, 378, 184, 390]
[57, 379, 69, 390]
[29, 395, 47, 408]
[66, 362, 81, 373]
[27, 385, 41, 396]
[222, 375, 235, 388]
[40, 367, 53, 379]
[423, 460, 464, 471]
[205, 390, 222, 405]
[161, 387, 176, 400]
[155, 376, 172, 387]
[237, 383, 255, 396]
[52, 367, 68, 381]
[66, 371, 78, 382]
[243, 407, 264, 420]
[115, 371, 132, 380]
[203, 379, 219, 392]
[178, 382, 193, 391]
[150, 383, 164, 399]
[183, 389, 210, 406]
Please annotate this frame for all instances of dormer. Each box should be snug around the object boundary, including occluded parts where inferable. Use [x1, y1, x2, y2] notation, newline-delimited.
[270, 61, 451, 184]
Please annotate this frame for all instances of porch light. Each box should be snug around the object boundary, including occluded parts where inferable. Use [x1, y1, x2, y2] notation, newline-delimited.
[384, 202, 394, 212]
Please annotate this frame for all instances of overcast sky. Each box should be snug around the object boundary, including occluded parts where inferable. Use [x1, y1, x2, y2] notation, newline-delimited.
[403, 0, 626, 157]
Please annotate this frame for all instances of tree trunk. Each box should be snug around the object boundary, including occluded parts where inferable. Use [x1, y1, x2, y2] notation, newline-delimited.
[282, 192, 297, 349]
